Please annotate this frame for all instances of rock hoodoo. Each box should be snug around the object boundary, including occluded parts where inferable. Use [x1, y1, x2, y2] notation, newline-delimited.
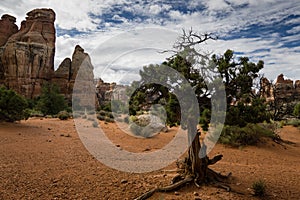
[0, 8, 56, 98]
[53, 45, 94, 101]
[0, 14, 18, 46]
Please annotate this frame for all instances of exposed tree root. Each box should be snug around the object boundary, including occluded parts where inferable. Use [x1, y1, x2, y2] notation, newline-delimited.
[134, 167, 232, 200]
[134, 175, 193, 200]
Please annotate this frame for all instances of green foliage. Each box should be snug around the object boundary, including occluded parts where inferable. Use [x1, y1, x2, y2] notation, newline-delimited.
[225, 97, 271, 127]
[57, 111, 70, 120]
[252, 179, 266, 197]
[218, 123, 276, 147]
[0, 87, 30, 122]
[212, 50, 269, 126]
[293, 103, 300, 119]
[36, 83, 67, 115]
[97, 114, 105, 121]
[104, 116, 114, 123]
[199, 108, 211, 131]
[286, 119, 300, 127]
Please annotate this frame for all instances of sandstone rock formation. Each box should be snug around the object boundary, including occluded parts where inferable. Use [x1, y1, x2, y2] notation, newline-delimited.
[53, 45, 94, 104]
[0, 8, 56, 98]
[0, 14, 18, 47]
[261, 74, 300, 102]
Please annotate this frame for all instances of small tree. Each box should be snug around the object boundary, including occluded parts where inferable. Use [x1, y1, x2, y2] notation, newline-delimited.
[0, 86, 29, 122]
[36, 83, 67, 115]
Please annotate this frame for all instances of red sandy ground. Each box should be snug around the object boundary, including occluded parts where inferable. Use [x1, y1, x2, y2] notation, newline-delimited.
[0, 118, 299, 200]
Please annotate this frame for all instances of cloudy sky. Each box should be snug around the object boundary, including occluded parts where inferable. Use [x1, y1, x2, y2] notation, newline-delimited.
[1, 0, 300, 84]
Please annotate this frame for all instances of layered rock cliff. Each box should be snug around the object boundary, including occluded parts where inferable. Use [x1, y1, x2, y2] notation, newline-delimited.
[0, 8, 56, 98]
[53, 45, 94, 101]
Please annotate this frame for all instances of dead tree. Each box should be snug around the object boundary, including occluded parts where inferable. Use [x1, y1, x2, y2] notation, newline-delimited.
[134, 29, 231, 200]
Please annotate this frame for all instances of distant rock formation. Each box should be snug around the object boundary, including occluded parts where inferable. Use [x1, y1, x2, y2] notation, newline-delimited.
[95, 78, 128, 106]
[261, 74, 300, 102]
[0, 8, 56, 98]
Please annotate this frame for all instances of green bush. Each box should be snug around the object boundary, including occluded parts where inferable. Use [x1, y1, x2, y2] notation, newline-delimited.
[36, 83, 67, 115]
[105, 116, 114, 123]
[293, 103, 300, 119]
[286, 119, 300, 127]
[98, 110, 106, 116]
[97, 114, 105, 121]
[252, 179, 266, 197]
[57, 111, 70, 120]
[0, 87, 30, 122]
[218, 123, 276, 147]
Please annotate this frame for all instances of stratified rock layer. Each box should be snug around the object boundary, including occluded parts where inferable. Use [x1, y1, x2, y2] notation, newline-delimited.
[0, 8, 56, 98]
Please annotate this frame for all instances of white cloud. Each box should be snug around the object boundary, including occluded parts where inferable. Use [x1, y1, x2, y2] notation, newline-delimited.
[1, 0, 300, 83]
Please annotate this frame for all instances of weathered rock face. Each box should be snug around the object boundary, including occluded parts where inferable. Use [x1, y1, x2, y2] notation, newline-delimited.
[0, 8, 56, 98]
[260, 77, 274, 102]
[275, 74, 295, 100]
[0, 14, 18, 47]
[53, 45, 94, 103]
[261, 74, 300, 102]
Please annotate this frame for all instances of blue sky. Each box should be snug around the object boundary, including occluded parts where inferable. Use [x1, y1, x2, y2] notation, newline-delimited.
[1, 0, 300, 84]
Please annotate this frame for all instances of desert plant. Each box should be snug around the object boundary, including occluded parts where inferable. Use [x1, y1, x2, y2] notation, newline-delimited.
[217, 123, 277, 147]
[286, 119, 300, 127]
[293, 103, 300, 119]
[97, 114, 105, 121]
[0, 87, 30, 122]
[92, 121, 98, 127]
[57, 111, 70, 120]
[98, 110, 106, 116]
[252, 179, 266, 197]
[36, 83, 67, 115]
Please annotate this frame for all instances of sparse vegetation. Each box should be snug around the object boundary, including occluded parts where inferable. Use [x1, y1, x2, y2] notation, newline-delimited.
[0, 86, 30, 122]
[57, 111, 70, 120]
[216, 123, 277, 147]
[252, 179, 267, 197]
[92, 121, 98, 127]
[36, 83, 68, 115]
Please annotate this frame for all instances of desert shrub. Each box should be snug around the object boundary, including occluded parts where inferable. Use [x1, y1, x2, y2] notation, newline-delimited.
[92, 121, 98, 127]
[36, 83, 67, 115]
[97, 114, 105, 121]
[57, 111, 70, 120]
[252, 179, 266, 197]
[27, 109, 44, 117]
[105, 116, 114, 123]
[293, 103, 300, 119]
[218, 123, 276, 147]
[129, 115, 138, 123]
[286, 119, 300, 127]
[0, 87, 30, 122]
[98, 110, 106, 116]
[106, 112, 114, 119]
